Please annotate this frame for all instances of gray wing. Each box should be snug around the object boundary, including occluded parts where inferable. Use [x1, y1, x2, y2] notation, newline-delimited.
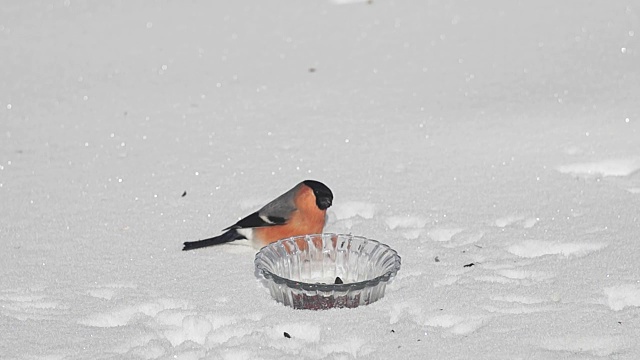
[222, 182, 301, 230]
[256, 182, 301, 224]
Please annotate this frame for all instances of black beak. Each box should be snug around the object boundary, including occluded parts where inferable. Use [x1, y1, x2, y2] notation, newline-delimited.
[318, 198, 332, 210]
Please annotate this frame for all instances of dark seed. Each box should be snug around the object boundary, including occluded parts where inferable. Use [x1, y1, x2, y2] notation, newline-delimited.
[284, 332, 291, 338]
[391, 329, 395, 333]
[434, 256, 440, 262]
[181, 191, 187, 197]
[334, 277, 343, 284]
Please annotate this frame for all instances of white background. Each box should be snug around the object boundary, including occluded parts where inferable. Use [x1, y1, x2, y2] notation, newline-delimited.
[1, 1, 639, 359]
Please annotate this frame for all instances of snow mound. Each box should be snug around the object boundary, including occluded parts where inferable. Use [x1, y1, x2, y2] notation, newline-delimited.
[426, 228, 464, 242]
[385, 215, 427, 229]
[507, 240, 607, 258]
[604, 284, 640, 311]
[540, 336, 631, 357]
[556, 158, 640, 177]
[331, 201, 376, 220]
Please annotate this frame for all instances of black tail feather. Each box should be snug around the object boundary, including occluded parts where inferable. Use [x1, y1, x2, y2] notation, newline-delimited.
[182, 230, 241, 251]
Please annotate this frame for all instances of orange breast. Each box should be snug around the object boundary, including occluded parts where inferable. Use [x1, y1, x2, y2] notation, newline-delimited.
[254, 186, 326, 247]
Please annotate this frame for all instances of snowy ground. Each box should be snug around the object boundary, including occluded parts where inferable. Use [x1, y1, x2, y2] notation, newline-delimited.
[2, 1, 640, 359]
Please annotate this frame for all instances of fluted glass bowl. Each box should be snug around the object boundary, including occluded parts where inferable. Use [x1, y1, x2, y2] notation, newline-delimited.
[254, 234, 401, 310]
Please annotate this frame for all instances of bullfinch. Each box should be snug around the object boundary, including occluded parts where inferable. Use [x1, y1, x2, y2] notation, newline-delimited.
[182, 180, 333, 251]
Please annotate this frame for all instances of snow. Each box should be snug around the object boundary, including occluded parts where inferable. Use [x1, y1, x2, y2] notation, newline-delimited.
[1, 0, 640, 359]
[556, 158, 640, 177]
[605, 285, 640, 311]
[331, 201, 376, 220]
[506, 240, 608, 258]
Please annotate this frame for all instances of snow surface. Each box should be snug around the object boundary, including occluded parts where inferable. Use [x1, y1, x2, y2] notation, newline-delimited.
[1, 0, 640, 359]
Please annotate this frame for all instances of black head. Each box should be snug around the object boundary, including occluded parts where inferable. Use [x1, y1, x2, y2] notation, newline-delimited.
[303, 180, 333, 210]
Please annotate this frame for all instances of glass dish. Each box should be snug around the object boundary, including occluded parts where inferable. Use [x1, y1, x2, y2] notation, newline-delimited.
[254, 233, 401, 310]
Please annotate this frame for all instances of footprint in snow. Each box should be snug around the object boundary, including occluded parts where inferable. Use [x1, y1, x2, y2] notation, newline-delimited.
[270, 322, 321, 342]
[385, 215, 427, 239]
[390, 301, 491, 337]
[539, 335, 631, 357]
[0, 288, 69, 322]
[556, 157, 640, 193]
[496, 269, 554, 281]
[423, 313, 491, 336]
[330, 201, 376, 230]
[507, 240, 607, 258]
[556, 157, 640, 178]
[83, 296, 270, 358]
[215, 349, 253, 360]
[85, 282, 137, 300]
[474, 268, 555, 286]
[483, 295, 558, 314]
[209, 320, 363, 359]
[318, 337, 368, 358]
[161, 314, 213, 347]
[389, 300, 423, 325]
[331, 201, 376, 220]
[603, 284, 640, 311]
[82, 282, 219, 350]
[426, 228, 464, 242]
[432, 229, 484, 249]
[494, 215, 538, 229]
[433, 276, 460, 287]
[78, 298, 190, 328]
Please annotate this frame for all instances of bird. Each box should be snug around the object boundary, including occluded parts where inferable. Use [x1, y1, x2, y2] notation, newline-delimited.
[182, 180, 333, 251]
